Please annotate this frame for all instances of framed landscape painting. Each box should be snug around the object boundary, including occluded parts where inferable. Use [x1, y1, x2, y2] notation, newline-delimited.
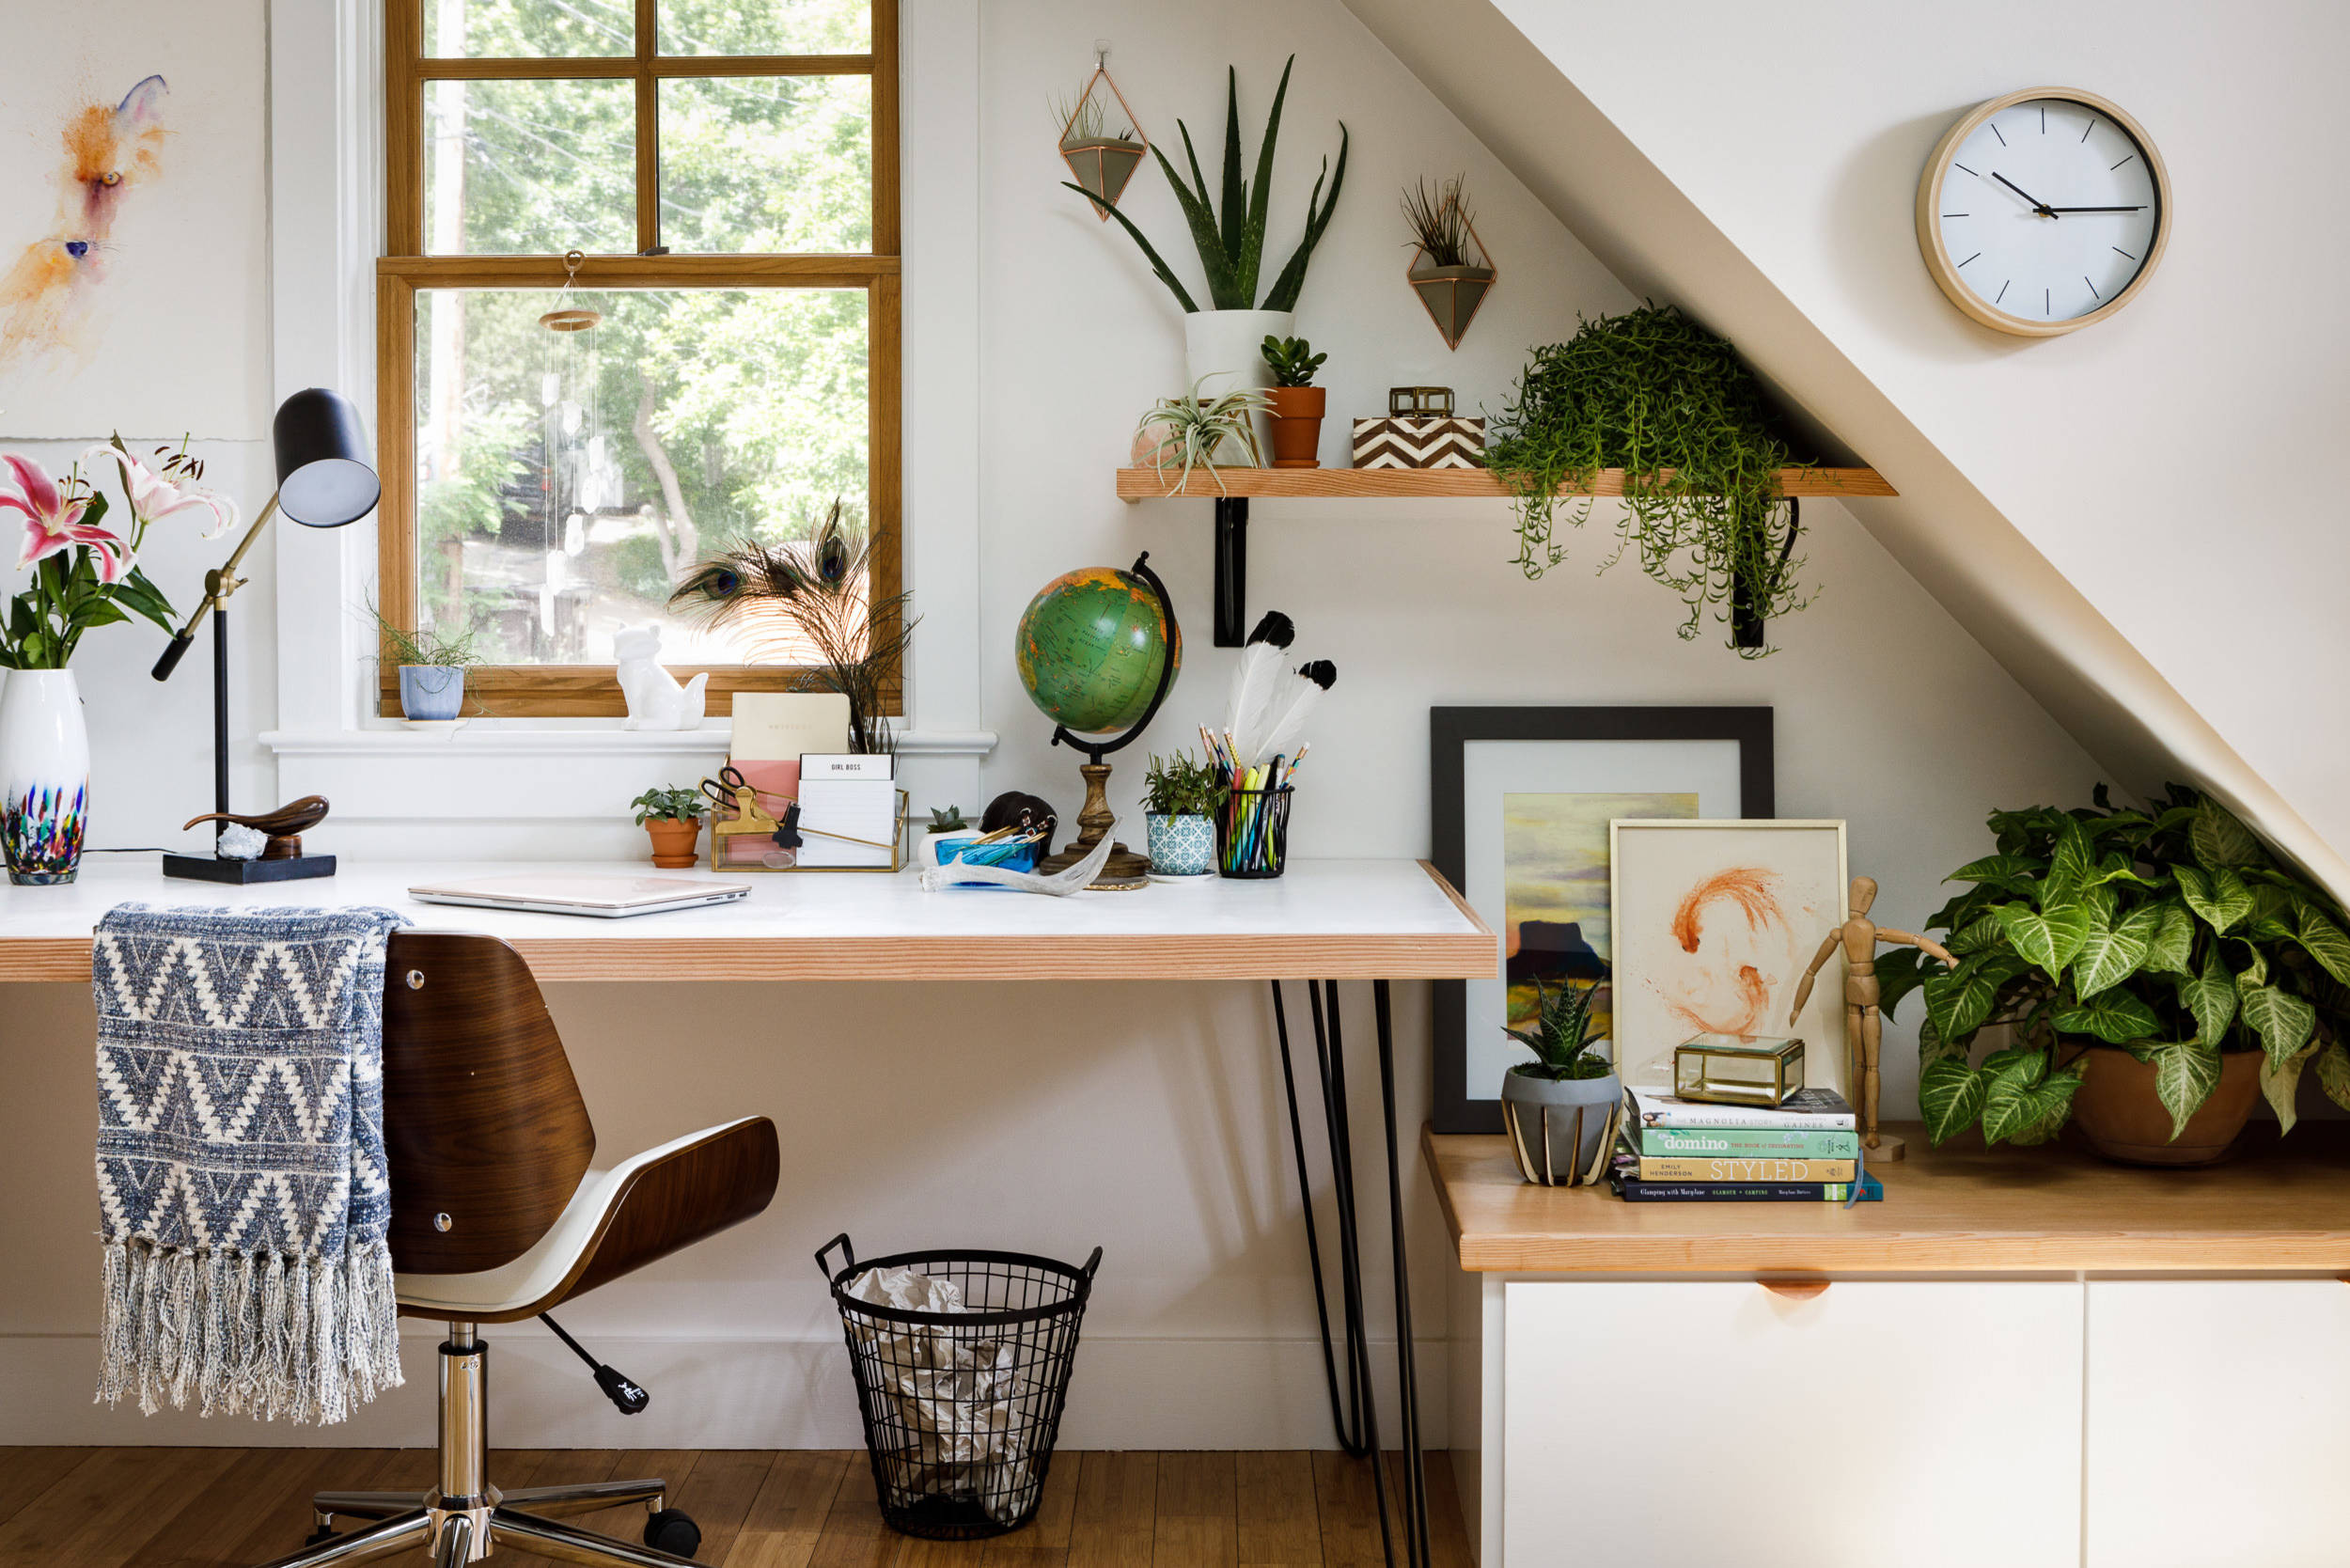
[1431, 707, 1773, 1134]
[1608, 819, 1851, 1096]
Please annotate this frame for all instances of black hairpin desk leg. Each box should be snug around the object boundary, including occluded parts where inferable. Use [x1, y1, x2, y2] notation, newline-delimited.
[1271, 978, 1431, 1568]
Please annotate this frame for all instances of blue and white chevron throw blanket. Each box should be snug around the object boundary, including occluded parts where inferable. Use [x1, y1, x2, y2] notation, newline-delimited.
[92, 904, 408, 1423]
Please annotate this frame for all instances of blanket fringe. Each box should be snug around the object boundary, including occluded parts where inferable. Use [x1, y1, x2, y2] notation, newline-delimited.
[94, 1237, 403, 1423]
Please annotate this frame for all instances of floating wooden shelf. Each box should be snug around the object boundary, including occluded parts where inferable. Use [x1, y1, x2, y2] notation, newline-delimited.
[1116, 466, 1896, 501]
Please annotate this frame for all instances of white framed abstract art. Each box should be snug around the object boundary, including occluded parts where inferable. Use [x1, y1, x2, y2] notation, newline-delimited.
[1607, 818, 1850, 1096]
[0, 0, 269, 438]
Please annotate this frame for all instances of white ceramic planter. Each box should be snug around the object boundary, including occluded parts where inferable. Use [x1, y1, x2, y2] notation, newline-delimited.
[0, 668, 90, 885]
[1183, 307, 1292, 462]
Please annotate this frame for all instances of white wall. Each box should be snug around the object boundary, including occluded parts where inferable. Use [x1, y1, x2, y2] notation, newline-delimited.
[0, 0, 2114, 1449]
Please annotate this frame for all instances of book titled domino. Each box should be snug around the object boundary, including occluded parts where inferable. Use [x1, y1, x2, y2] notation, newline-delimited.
[1636, 1124, 1861, 1159]
[1612, 1173, 1884, 1203]
[1627, 1085, 1856, 1131]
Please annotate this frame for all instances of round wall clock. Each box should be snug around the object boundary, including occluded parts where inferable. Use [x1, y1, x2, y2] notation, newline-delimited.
[1915, 86, 2170, 337]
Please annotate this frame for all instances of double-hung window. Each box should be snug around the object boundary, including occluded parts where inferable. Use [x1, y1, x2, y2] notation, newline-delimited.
[379, 0, 899, 715]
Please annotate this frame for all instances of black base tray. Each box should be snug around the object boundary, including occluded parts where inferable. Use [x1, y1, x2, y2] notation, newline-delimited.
[161, 853, 338, 884]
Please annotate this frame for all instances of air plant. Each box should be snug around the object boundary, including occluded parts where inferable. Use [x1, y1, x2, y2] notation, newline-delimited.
[667, 499, 916, 756]
[1051, 87, 1134, 148]
[1402, 174, 1482, 270]
[1134, 377, 1267, 494]
[1064, 55, 1349, 314]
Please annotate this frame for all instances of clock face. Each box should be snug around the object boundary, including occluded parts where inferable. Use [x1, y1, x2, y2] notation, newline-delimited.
[1926, 94, 2164, 331]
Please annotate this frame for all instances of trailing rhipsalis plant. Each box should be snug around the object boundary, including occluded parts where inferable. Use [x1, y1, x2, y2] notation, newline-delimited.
[1484, 305, 1816, 656]
[1504, 975, 1615, 1082]
[1877, 785, 2350, 1148]
[1064, 55, 1349, 314]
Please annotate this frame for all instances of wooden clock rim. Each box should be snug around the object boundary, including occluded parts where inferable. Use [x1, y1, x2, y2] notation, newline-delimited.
[1914, 85, 2172, 338]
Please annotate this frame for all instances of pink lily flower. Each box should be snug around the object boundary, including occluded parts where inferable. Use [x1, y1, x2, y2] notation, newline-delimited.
[3, 453, 131, 584]
[84, 444, 239, 539]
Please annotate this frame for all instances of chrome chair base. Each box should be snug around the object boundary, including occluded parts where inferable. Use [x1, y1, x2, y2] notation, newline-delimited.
[256, 1324, 691, 1567]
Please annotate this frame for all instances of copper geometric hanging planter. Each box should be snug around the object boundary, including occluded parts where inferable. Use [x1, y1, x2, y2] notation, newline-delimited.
[1058, 52, 1149, 220]
[1405, 190, 1496, 350]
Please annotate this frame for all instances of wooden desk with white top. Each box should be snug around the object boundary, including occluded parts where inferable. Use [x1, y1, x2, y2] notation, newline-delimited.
[0, 856, 1493, 1568]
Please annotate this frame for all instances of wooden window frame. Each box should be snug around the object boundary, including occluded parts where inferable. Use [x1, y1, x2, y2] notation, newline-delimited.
[377, 0, 901, 717]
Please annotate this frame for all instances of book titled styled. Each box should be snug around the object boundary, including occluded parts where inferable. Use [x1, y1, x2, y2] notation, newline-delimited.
[1619, 1152, 1859, 1184]
[1627, 1085, 1856, 1131]
[1613, 1173, 1885, 1203]
[1635, 1124, 1861, 1159]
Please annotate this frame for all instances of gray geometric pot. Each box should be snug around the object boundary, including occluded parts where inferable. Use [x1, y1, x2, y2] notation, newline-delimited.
[1499, 1061, 1622, 1186]
[1145, 812, 1214, 876]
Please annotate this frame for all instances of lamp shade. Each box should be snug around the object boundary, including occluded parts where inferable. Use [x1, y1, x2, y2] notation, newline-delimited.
[273, 387, 380, 527]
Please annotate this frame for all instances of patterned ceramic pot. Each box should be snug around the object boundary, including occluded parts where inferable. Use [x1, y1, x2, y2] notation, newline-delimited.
[399, 665, 465, 721]
[1146, 812, 1215, 876]
[0, 668, 90, 886]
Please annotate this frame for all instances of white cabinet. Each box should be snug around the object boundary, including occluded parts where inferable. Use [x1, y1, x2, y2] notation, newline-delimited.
[1498, 1280, 2084, 1568]
[2085, 1280, 2350, 1568]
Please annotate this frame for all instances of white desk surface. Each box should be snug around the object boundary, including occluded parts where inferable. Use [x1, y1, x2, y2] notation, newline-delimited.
[0, 857, 1495, 982]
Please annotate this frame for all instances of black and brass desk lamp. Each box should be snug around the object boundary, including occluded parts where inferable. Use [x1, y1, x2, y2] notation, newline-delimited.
[151, 388, 380, 882]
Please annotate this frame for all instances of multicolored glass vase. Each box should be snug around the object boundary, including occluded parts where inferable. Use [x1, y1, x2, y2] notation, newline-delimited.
[0, 669, 90, 886]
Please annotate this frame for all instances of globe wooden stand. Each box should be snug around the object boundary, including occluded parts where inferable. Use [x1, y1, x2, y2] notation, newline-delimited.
[1037, 762, 1151, 889]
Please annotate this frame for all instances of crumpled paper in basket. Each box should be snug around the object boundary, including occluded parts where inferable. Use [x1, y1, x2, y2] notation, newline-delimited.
[846, 1265, 1037, 1523]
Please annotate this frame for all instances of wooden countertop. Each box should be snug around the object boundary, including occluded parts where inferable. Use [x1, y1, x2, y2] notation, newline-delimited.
[1425, 1122, 2350, 1274]
[0, 857, 1495, 983]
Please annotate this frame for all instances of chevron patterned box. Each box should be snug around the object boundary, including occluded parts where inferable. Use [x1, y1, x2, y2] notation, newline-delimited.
[1350, 416, 1486, 469]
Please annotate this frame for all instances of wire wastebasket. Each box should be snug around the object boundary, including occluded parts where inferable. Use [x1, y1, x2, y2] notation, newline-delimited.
[818, 1233, 1102, 1540]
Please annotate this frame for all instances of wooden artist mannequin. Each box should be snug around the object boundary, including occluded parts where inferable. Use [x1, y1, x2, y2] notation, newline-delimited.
[1790, 875, 1957, 1160]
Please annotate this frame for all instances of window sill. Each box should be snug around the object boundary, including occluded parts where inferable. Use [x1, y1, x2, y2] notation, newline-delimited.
[258, 725, 998, 760]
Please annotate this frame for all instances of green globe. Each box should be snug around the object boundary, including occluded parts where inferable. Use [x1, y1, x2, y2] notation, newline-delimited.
[1014, 565, 1182, 735]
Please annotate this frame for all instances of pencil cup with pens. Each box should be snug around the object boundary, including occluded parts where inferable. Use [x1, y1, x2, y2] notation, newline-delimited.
[1209, 610, 1334, 883]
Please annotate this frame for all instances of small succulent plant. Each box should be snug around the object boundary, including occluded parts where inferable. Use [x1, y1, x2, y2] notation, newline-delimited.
[1503, 975, 1614, 1081]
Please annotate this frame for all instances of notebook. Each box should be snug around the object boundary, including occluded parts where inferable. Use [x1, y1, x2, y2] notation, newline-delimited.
[795, 753, 898, 869]
[407, 873, 752, 918]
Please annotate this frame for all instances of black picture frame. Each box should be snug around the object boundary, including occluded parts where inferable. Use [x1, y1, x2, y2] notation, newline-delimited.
[1430, 706, 1774, 1134]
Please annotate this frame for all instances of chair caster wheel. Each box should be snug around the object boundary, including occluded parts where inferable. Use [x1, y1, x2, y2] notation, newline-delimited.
[645, 1508, 701, 1559]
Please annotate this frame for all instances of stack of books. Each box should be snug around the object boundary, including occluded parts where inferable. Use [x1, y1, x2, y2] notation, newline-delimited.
[1613, 1086, 1884, 1203]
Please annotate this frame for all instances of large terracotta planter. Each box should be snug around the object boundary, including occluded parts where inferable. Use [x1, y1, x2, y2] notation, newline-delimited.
[645, 818, 701, 870]
[2071, 1044, 2262, 1166]
[1264, 385, 1325, 468]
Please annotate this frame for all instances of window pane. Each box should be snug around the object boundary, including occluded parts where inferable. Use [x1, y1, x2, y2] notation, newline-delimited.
[423, 78, 636, 255]
[414, 288, 871, 666]
[424, 0, 633, 56]
[658, 0, 869, 55]
[660, 76, 871, 253]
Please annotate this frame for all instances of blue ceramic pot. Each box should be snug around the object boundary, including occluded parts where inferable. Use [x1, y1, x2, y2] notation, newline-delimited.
[399, 665, 465, 721]
[1146, 812, 1214, 876]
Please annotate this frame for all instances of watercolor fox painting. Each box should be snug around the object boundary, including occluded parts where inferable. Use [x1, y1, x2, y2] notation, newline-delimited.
[0, 75, 169, 370]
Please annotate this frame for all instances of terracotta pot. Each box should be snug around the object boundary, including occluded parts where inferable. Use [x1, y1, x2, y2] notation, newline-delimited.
[1264, 385, 1325, 468]
[645, 818, 701, 870]
[2070, 1044, 2262, 1166]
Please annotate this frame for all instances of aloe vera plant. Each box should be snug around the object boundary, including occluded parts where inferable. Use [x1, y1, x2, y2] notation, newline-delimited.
[1064, 55, 1348, 314]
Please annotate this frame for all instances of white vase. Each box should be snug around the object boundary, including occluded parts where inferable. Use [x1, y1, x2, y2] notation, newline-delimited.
[0, 668, 90, 885]
[1183, 307, 1293, 463]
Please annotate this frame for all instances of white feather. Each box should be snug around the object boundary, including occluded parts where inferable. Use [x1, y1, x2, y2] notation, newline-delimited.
[1254, 677, 1325, 765]
[1225, 642, 1288, 763]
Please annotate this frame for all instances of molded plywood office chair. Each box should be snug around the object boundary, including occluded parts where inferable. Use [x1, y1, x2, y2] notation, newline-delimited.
[262, 933, 780, 1568]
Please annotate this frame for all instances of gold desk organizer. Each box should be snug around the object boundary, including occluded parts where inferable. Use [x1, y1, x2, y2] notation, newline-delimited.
[1673, 1034, 1807, 1107]
[1501, 1098, 1622, 1188]
[707, 777, 911, 873]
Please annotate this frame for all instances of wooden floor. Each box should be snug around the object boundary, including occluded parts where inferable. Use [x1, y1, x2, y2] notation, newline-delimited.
[0, 1448, 1471, 1567]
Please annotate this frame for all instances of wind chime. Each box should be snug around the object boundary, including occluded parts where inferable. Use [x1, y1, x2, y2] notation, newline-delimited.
[535, 250, 603, 655]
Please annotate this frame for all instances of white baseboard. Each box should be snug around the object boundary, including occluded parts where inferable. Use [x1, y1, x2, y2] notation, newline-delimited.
[0, 1332, 1449, 1450]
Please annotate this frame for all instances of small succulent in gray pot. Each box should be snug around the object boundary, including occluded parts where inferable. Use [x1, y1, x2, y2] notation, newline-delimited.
[1499, 975, 1621, 1185]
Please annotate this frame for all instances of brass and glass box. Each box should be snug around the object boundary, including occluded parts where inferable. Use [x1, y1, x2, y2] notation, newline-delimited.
[1672, 1033, 1807, 1107]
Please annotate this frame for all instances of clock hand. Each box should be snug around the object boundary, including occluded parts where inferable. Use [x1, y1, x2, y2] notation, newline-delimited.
[2043, 204, 2147, 212]
[1992, 171, 2059, 218]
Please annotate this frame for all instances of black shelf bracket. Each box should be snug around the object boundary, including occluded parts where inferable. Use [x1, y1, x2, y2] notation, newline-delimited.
[1214, 496, 1248, 647]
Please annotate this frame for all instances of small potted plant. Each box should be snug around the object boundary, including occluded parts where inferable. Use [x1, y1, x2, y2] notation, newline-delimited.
[630, 785, 706, 869]
[366, 604, 483, 721]
[1499, 975, 1620, 1184]
[1132, 377, 1267, 492]
[1402, 174, 1496, 350]
[927, 806, 966, 834]
[1142, 751, 1224, 877]
[1261, 336, 1327, 469]
[1054, 87, 1144, 210]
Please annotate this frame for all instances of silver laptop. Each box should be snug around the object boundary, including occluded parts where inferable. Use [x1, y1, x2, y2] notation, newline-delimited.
[407, 873, 753, 918]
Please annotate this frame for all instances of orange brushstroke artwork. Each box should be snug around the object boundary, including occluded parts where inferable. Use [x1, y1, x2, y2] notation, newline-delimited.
[1653, 865, 1797, 1036]
[0, 76, 170, 371]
